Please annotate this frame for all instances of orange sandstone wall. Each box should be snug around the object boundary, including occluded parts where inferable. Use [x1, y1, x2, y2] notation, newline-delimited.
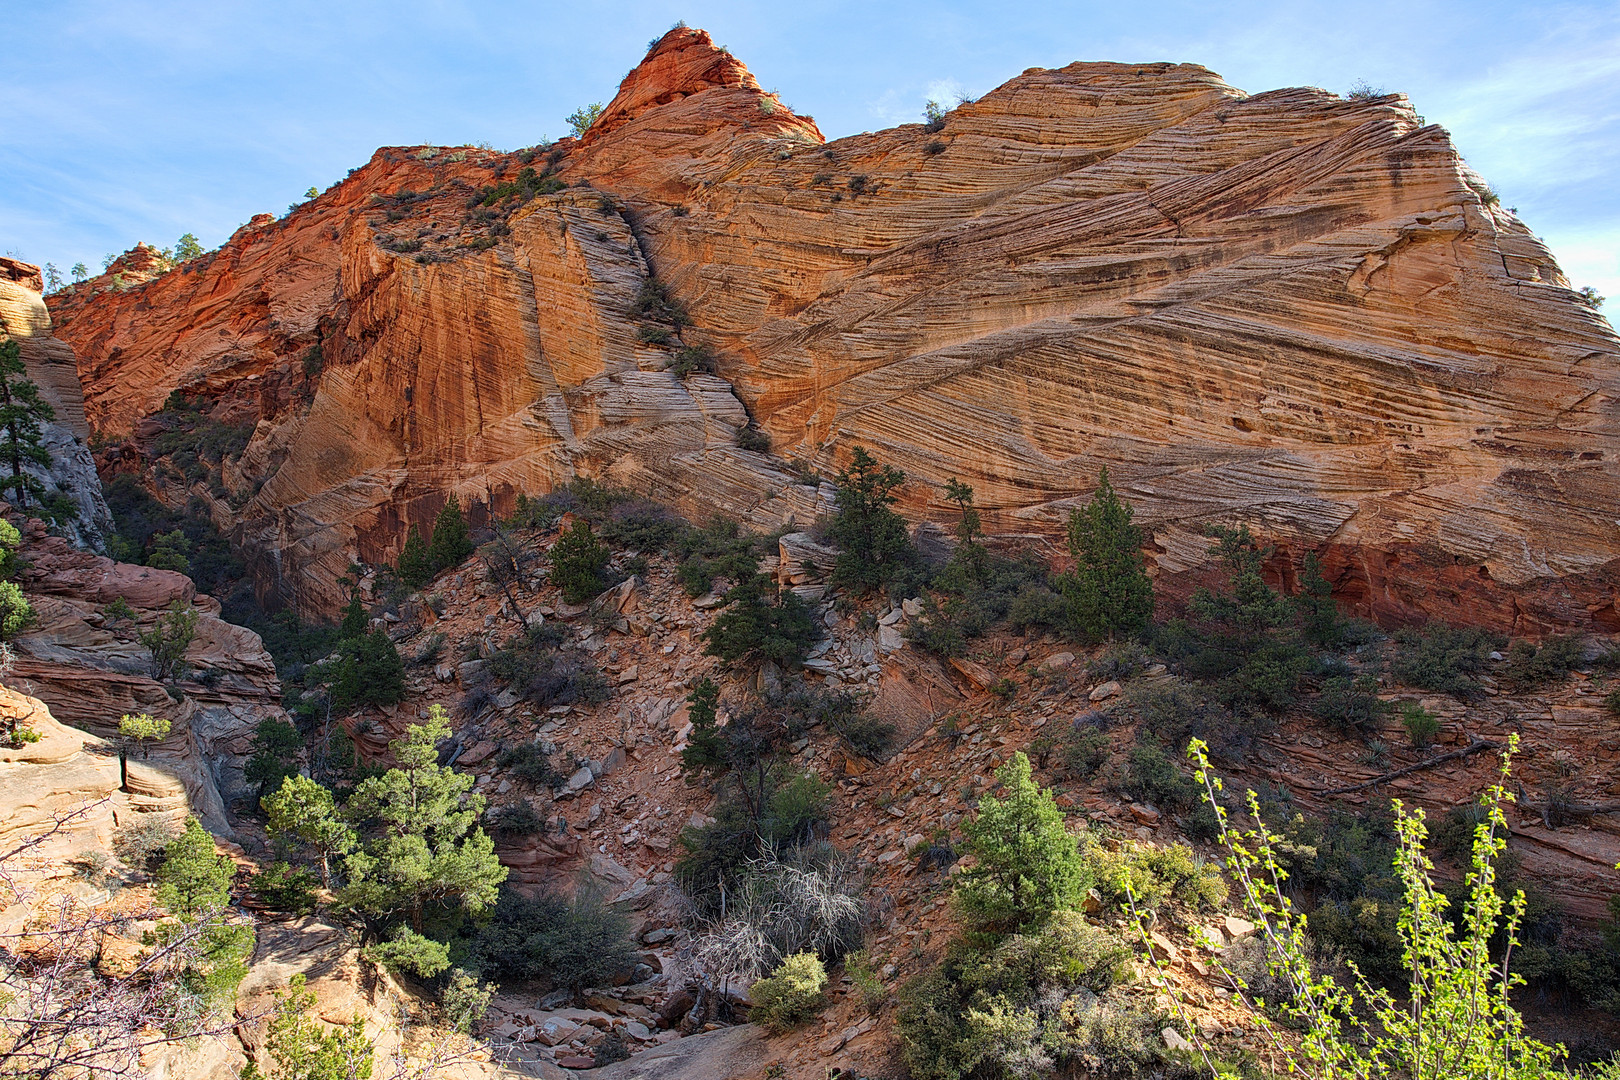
[52, 28, 1620, 629]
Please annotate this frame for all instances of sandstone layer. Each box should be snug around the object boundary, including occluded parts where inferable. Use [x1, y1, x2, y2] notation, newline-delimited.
[51, 28, 1620, 631]
[5, 516, 283, 833]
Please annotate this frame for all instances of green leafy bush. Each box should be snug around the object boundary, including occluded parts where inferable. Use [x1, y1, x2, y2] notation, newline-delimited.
[1060, 726, 1110, 779]
[908, 483, 1058, 654]
[363, 925, 450, 977]
[1311, 673, 1390, 735]
[1085, 837, 1227, 913]
[153, 818, 253, 1006]
[440, 967, 494, 1034]
[0, 580, 32, 640]
[1399, 701, 1442, 748]
[677, 775, 831, 912]
[896, 912, 1140, 1080]
[1390, 622, 1503, 697]
[250, 861, 318, 914]
[240, 974, 371, 1080]
[494, 742, 562, 788]
[487, 624, 609, 708]
[469, 886, 637, 995]
[1171, 737, 1566, 1078]
[750, 952, 827, 1030]
[1167, 526, 1311, 716]
[327, 630, 405, 711]
[1502, 634, 1585, 688]
[702, 572, 817, 668]
[670, 344, 716, 378]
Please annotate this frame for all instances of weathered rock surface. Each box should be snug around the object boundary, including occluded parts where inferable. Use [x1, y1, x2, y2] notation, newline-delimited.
[50, 27, 1620, 632]
[6, 519, 282, 834]
[0, 258, 114, 550]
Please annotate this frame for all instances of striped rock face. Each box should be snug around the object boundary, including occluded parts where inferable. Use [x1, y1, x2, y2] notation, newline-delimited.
[53, 27, 1620, 629]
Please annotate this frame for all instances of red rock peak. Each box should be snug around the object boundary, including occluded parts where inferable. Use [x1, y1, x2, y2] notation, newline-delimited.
[587, 26, 766, 141]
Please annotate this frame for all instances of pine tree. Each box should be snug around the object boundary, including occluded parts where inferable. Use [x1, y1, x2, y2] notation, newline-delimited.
[244, 718, 302, 801]
[943, 477, 988, 585]
[155, 818, 236, 917]
[679, 678, 726, 777]
[339, 705, 507, 935]
[173, 233, 206, 261]
[264, 774, 356, 889]
[1057, 467, 1154, 642]
[702, 571, 817, 668]
[955, 752, 1091, 940]
[0, 338, 55, 510]
[152, 818, 254, 1008]
[829, 446, 918, 595]
[427, 497, 474, 572]
[338, 579, 367, 639]
[328, 631, 404, 711]
[395, 524, 432, 587]
[548, 519, 610, 603]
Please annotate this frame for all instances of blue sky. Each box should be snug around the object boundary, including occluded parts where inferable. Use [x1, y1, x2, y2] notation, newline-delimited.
[3, 1, 1617, 305]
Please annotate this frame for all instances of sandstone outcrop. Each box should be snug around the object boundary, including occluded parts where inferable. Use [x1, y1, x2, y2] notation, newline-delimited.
[50, 27, 1620, 632]
[6, 517, 283, 834]
[0, 257, 114, 550]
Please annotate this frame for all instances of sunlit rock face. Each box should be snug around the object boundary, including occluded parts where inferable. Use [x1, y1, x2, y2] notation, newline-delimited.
[53, 27, 1620, 631]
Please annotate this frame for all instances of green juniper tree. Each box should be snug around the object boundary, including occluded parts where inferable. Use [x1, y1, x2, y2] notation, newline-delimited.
[395, 524, 432, 587]
[152, 817, 254, 1008]
[548, 518, 610, 603]
[0, 580, 31, 640]
[244, 718, 303, 802]
[955, 752, 1091, 940]
[427, 497, 475, 572]
[264, 774, 356, 889]
[702, 570, 817, 668]
[173, 233, 206, 261]
[1056, 467, 1153, 642]
[829, 446, 918, 595]
[337, 706, 506, 957]
[567, 102, 604, 138]
[138, 600, 198, 683]
[240, 974, 372, 1080]
[0, 337, 56, 510]
[943, 477, 988, 585]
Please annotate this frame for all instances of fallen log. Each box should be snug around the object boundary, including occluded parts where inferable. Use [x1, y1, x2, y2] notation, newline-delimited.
[1319, 735, 1501, 797]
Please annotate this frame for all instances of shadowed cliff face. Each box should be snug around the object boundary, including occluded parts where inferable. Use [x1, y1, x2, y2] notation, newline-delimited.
[50, 26, 1620, 630]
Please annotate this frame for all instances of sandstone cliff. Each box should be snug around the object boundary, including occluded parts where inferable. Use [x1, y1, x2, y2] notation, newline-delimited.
[50, 27, 1620, 632]
[0, 257, 114, 550]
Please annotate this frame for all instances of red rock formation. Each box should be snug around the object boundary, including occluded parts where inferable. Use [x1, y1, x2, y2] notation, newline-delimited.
[52, 27, 1620, 631]
[5, 516, 283, 834]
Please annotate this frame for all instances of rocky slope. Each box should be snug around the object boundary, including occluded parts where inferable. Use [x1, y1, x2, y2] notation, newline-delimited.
[47, 27, 1620, 633]
[309, 516, 1620, 1075]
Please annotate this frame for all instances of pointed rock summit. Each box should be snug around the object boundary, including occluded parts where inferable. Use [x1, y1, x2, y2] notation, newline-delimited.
[581, 25, 823, 148]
